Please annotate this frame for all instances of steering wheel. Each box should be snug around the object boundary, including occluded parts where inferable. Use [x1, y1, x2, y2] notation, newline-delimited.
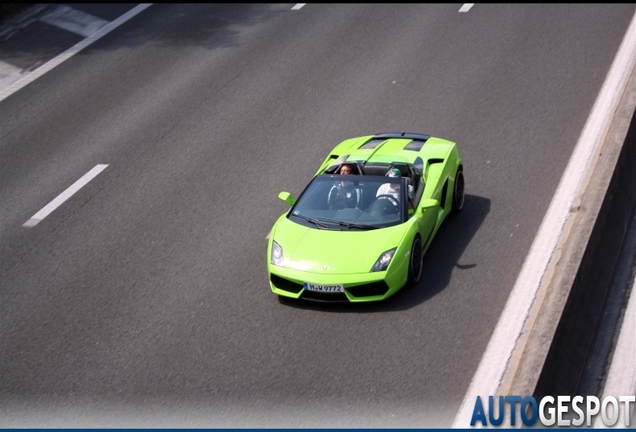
[375, 194, 399, 207]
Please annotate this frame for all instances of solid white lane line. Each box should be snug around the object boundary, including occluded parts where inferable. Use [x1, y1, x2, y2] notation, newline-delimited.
[291, 4, 306, 10]
[0, 3, 152, 103]
[39, 5, 109, 38]
[23, 164, 109, 228]
[452, 9, 636, 427]
[458, 4, 474, 13]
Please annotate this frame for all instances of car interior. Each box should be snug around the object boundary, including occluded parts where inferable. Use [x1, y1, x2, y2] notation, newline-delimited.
[330, 161, 424, 212]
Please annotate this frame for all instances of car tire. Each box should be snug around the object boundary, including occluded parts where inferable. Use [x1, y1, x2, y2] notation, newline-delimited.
[452, 167, 465, 214]
[407, 236, 423, 286]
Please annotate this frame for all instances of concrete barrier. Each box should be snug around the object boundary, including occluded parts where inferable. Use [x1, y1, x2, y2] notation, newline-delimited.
[534, 90, 636, 398]
[453, 13, 636, 427]
[505, 48, 636, 402]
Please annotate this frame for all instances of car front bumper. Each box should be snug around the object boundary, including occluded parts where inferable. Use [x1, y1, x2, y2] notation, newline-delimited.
[268, 261, 408, 303]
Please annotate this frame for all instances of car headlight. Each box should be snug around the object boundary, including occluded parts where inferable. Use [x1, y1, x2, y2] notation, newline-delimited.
[371, 248, 396, 272]
[271, 241, 284, 267]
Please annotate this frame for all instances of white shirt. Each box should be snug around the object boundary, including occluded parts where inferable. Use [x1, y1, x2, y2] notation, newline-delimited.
[376, 182, 414, 200]
[376, 183, 400, 199]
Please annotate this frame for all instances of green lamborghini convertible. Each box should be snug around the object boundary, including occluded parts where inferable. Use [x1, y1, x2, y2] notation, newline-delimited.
[267, 132, 464, 302]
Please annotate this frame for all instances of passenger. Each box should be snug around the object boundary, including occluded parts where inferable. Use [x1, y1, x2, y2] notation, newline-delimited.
[376, 168, 401, 199]
[376, 168, 414, 200]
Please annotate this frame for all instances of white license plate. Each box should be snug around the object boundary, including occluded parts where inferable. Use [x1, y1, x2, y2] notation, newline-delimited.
[303, 282, 344, 293]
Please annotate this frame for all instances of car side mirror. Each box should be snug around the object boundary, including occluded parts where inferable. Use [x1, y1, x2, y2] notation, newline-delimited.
[420, 198, 439, 209]
[278, 191, 296, 206]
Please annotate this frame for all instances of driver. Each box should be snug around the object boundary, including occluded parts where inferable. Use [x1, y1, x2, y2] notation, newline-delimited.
[328, 164, 361, 210]
[376, 168, 413, 200]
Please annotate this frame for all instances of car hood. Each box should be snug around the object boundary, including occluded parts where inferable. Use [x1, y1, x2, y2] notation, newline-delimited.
[271, 216, 407, 274]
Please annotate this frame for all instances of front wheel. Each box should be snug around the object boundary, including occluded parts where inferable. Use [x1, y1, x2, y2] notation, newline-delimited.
[452, 167, 465, 214]
[407, 236, 423, 286]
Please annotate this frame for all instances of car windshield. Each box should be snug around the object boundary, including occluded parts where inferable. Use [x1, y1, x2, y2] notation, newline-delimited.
[288, 175, 405, 230]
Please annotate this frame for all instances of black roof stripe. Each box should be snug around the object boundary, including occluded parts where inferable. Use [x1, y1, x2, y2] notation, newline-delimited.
[358, 138, 384, 149]
[404, 139, 425, 151]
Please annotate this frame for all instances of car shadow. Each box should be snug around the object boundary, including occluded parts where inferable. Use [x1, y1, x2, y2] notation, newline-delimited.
[277, 193, 491, 313]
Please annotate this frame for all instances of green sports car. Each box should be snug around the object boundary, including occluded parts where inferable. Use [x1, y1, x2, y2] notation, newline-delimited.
[267, 132, 464, 302]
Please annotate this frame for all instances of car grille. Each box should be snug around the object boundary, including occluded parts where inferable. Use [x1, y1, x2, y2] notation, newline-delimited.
[270, 274, 303, 294]
[271, 275, 390, 301]
[346, 281, 390, 297]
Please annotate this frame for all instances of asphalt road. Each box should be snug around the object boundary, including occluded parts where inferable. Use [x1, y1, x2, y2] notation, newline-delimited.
[1, 4, 634, 427]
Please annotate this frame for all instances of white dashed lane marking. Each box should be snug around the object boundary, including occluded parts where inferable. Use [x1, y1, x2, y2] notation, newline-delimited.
[0, 60, 23, 88]
[291, 4, 306, 11]
[38, 5, 109, 38]
[459, 4, 474, 13]
[23, 164, 109, 228]
[0, 4, 152, 103]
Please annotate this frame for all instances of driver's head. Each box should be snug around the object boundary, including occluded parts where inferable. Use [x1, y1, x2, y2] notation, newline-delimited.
[340, 164, 354, 175]
[339, 164, 355, 186]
